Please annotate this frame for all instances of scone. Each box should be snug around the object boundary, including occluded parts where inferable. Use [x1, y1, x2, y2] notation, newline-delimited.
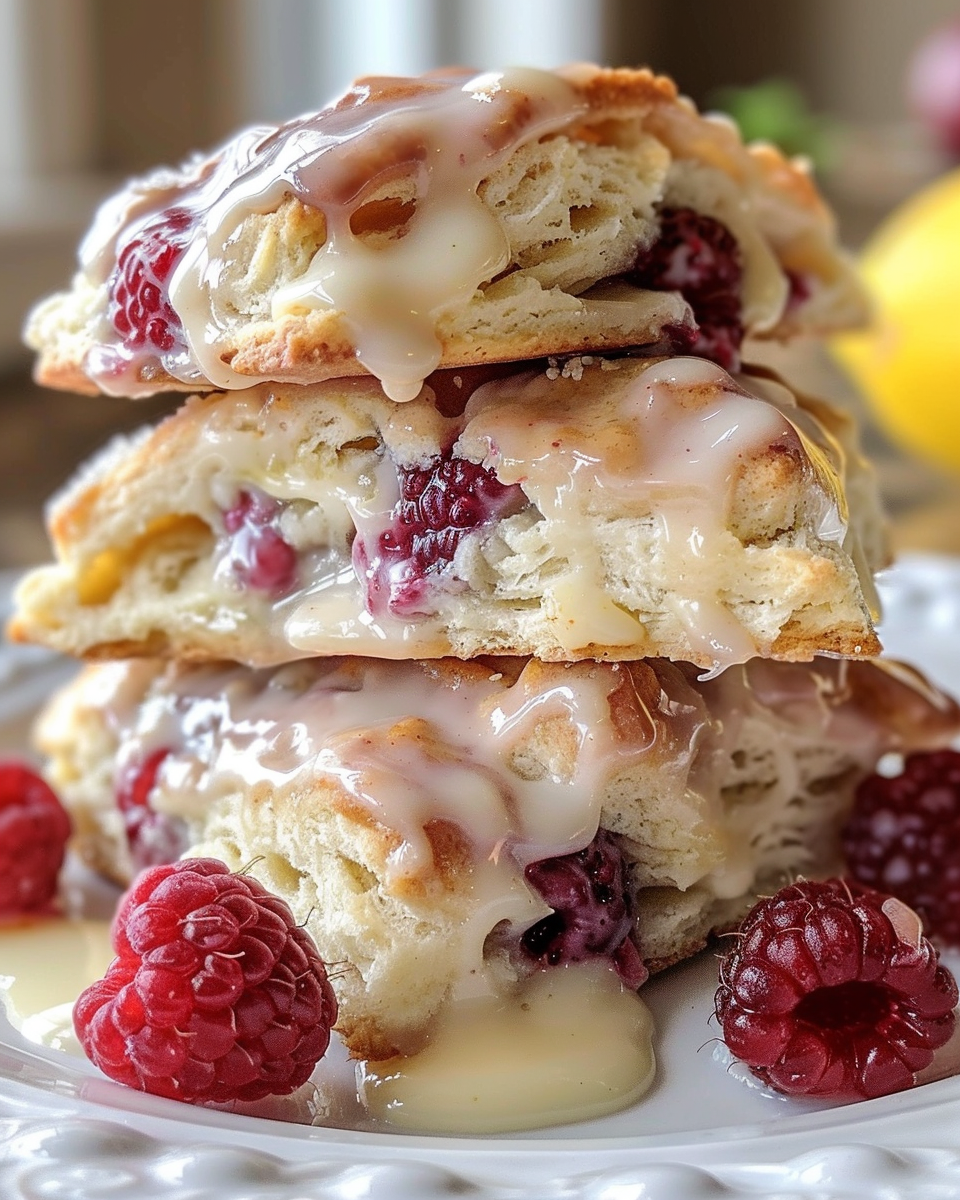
[8, 356, 885, 673]
[36, 652, 960, 1061]
[26, 65, 866, 403]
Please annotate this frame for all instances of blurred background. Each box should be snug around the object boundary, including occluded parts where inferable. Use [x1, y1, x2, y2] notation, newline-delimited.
[2, 0, 960, 568]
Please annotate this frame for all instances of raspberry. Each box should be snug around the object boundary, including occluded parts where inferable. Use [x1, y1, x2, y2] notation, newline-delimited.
[356, 451, 525, 616]
[715, 879, 958, 1100]
[222, 489, 298, 596]
[629, 207, 744, 369]
[521, 829, 647, 989]
[0, 761, 71, 914]
[74, 858, 337, 1105]
[843, 750, 960, 947]
[116, 749, 188, 871]
[109, 207, 192, 354]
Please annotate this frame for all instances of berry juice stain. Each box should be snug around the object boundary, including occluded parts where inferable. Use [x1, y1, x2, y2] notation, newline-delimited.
[116, 749, 188, 871]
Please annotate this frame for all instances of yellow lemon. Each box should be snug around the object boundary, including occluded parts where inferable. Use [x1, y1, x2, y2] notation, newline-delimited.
[832, 167, 960, 472]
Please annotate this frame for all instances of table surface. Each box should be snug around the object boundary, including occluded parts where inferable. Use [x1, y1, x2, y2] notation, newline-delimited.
[2, 343, 958, 571]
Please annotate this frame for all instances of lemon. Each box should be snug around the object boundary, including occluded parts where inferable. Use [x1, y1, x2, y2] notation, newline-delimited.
[832, 167, 960, 472]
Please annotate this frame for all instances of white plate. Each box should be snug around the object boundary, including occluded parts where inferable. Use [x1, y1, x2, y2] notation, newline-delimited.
[5, 555, 960, 1199]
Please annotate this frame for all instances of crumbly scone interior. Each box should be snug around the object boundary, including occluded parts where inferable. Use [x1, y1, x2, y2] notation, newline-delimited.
[10, 357, 884, 672]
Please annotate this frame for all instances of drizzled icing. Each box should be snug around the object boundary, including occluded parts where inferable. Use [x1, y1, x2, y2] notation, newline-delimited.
[305, 356, 855, 670]
[100, 656, 640, 999]
[462, 357, 805, 666]
[54, 357, 869, 671]
[69, 652, 953, 987]
[79, 67, 586, 401]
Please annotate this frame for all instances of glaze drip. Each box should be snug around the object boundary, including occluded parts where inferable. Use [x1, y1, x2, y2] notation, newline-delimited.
[80, 68, 586, 400]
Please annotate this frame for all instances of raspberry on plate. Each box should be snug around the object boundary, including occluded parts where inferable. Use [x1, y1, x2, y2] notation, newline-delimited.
[0, 760, 71, 914]
[715, 878, 958, 1100]
[843, 748, 960, 947]
[74, 858, 337, 1105]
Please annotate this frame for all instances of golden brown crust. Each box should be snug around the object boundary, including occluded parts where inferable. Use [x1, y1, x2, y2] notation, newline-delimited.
[565, 65, 828, 221]
[6, 615, 884, 668]
[33, 358, 103, 396]
[770, 621, 882, 660]
[26, 64, 865, 398]
[215, 311, 688, 393]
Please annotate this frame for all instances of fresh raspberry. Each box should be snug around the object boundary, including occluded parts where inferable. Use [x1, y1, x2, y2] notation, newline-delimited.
[843, 750, 960, 947]
[521, 829, 647, 989]
[109, 207, 193, 354]
[74, 858, 337, 1105]
[716, 878, 958, 1100]
[116, 749, 188, 871]
[355, 451, 525, 616]
[629, 207, 744, 369]
[222, 489, 298, 596]
[0, 761, 71, 914]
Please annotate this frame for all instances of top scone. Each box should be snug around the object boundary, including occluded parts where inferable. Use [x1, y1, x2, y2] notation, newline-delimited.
[27, 65, 866, 403]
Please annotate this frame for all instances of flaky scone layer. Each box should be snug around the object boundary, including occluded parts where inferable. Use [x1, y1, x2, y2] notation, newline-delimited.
[9, 357, 885, 673]
[37, 653, 960, 1060]
[25, 64, 865, 401]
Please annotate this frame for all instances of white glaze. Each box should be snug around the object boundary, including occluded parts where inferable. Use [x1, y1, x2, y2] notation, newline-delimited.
[0, 917, 113, 1054]
[461, 357, 849, 667]
[358, 962, 656, 1133]
[263, 69, 581, 400]
[80, 68, 586, 401]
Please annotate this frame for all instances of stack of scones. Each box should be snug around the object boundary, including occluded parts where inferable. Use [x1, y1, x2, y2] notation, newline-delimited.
[11, 65, 960, 1122]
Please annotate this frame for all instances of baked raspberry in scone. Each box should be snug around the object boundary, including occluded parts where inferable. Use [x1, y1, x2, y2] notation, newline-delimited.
[8, 356, 886, 673]
[25, 65, 866, 403]
[35, 652, 960, 1061]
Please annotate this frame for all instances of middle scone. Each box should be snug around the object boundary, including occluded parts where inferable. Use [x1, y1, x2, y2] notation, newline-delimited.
[11, 354, 884, 672]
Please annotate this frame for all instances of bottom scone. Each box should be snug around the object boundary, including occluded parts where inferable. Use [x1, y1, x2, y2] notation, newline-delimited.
[37, 653, 960, 1062]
